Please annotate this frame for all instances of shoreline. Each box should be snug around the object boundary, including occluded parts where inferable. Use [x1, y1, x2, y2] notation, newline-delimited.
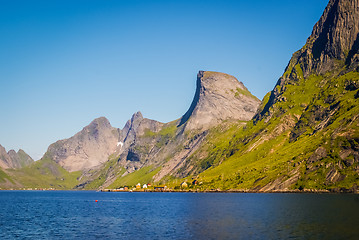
[0, 188, 357, 194]
[100, 188, 358, 194]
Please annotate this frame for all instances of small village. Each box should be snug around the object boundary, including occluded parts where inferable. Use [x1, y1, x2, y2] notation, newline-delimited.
[101, 180, 201, 192]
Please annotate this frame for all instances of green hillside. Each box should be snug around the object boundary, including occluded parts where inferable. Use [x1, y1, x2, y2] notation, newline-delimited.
[7, 158, 81, 189]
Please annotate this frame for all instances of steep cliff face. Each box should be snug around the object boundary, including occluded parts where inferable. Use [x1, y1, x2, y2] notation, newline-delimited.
[73, 71, 260, 188]
[190, 0, 359, 192]
[257, 0, 359, 121]
[45, 117, 121, 172]
[147, 71, 261, 182]
[0, 145, 33, 169]
[5, 0, 358, 192]
[308, 0, 359, 74]
[120, 111, 163, 148]
[116, 112, 164, 171]
[180, 71, 260, 131]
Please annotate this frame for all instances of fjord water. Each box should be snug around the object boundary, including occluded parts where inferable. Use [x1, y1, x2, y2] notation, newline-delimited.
[0, 191, 358, 239]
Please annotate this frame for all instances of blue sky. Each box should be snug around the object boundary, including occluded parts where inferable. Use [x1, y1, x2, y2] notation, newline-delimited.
[0, 0, 328, 160]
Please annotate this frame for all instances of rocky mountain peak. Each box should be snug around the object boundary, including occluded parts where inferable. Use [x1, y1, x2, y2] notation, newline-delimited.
[198, 70, 247, 90]
[87, 117, 112, 129]
[83, 117, 113, 139]
[121, 111, 144, 140]
[46, 118, 120, 172]
[255, 0, 359, 121]
[288, 0, 359, 77]
[121, 111, 162, 144]
[179, 71, 260, 130]
[311, 0, 359, 71]
[0, 144, 11, 169]
[131, 111, 143, 121]
[311, 0, 359, 62]
[0, 145, 33, 169]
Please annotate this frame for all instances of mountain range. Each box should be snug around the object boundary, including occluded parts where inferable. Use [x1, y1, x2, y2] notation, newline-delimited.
[1, 0, 358, 192]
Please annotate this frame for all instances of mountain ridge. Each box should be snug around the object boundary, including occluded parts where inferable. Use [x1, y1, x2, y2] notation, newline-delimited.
[45, 117, 121, 172]
[1, 0, 358, 192]
[256, 0, 359, 121]
[0, 145, 33, 169]
[30, 70, 259, 189]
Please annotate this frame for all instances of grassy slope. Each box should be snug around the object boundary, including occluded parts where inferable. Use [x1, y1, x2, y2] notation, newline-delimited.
[108, 166, 161, 188]
[167, 66, 359, 191]
[17, 150, 34, 168]
[143, 120, 178, 148]
[82, 155, 126, 190]
[178, 121, 248, 175]
[0, 168, 15, 186]
[7, 158, 81, 189]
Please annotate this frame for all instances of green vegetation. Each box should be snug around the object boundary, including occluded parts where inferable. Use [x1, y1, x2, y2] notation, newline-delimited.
[234, 87, 259, 101]
[0, 168, 14, 184]
[167, 66, 359, 192]
[108, 166, 161, 188]
[183, 121, 247, 174]
[156, 123, 177, 148]
[159, 124, 177, 137]
[82, 155, 126, 190]
[143, 128, 156, 137]
[17, 150, 33, 168]
[140, 121, 178, 148]
[7, 158, 81, 189]
[1, 58, 358, 192]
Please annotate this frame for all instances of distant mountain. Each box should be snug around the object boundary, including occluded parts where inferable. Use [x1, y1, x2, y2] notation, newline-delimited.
[44, 117, 121, 172]
[2, 0, 357, 192]
[74, 71, 259, 188]
[0, 145, 33, 169]
[15, 70, 259, 189]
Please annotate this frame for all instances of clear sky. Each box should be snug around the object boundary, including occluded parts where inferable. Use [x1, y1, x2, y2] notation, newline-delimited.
[0, 0, 329, 160]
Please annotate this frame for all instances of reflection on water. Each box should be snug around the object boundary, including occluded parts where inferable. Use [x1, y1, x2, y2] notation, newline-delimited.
[0, 191, 358, 239]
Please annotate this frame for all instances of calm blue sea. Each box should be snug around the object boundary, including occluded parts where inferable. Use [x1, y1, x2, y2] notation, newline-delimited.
[0, 191, 358, 239]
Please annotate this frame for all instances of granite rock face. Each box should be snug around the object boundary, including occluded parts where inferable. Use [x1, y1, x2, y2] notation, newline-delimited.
[116, 111, 164, 171]
[180, 71, 261, 131]
[256, 0, 359, 120]
[120, 111, 163, 148]
[45, 117, 121, 172]
[307, 0, 359, 75]
[0, 145, 33, 169]
[44, 112, 163, 173]
[151, 71, 261, 182]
